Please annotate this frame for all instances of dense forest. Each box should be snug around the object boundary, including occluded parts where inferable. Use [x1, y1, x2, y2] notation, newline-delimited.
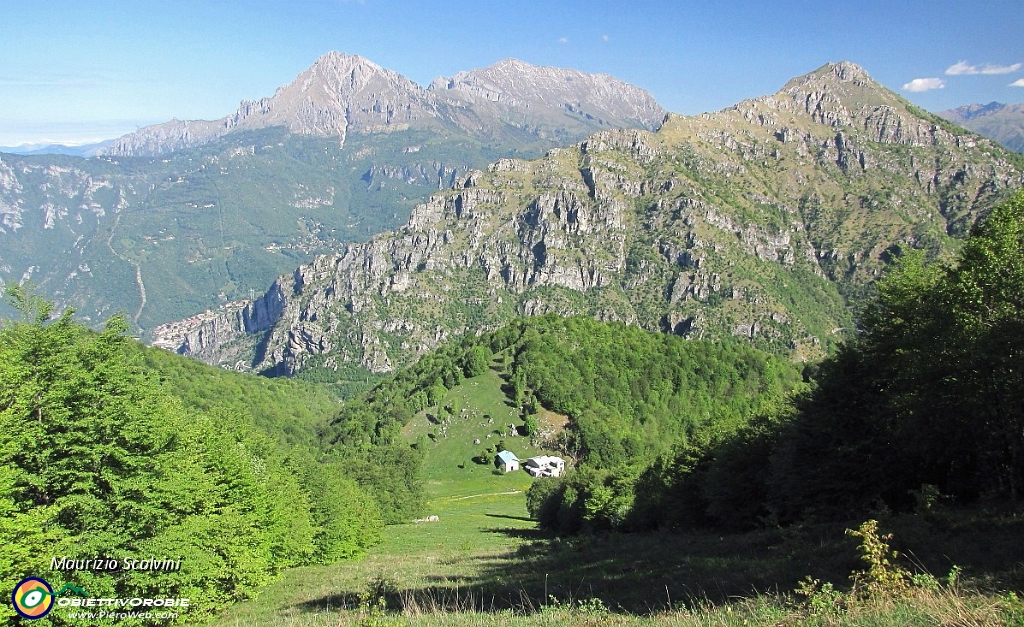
[0, 289, 404, 625]
[527, 190, 1024, 535]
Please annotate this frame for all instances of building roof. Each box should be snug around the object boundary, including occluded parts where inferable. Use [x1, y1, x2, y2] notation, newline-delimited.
[525, 455, 564, 467]
[496, 450, 520, 464]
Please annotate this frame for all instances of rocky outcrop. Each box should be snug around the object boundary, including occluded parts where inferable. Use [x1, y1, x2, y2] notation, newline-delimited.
[362, 161, 463, 189]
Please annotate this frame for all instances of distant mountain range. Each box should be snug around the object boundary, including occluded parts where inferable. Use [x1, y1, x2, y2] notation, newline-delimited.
[0, 52, 665, 328]
[937, 102, 1024, 153]
[100, 52, 665, 157]
[0, 140, 114, 157]
[157, 62, 1022, 379]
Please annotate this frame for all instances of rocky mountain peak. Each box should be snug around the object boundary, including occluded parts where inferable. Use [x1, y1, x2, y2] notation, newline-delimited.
[309, 50, 382, 73]
[823, 61, 872, 83]
[429, 57, 666, 130]
[223, 50, 438, 140]
[780, 61, 878, 95]
[286, 50, 422, 99]
[101, 53, 666, 157]
[727, 61, 934, 143]
[156, 59, 1022, 376]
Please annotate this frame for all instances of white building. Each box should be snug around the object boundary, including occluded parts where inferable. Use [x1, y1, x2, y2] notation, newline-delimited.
[495, 450, 520, 473]
[524, 455, 566, 478]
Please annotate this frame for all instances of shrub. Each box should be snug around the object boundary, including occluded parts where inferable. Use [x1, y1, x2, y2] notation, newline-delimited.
[847, 519, 912, 598]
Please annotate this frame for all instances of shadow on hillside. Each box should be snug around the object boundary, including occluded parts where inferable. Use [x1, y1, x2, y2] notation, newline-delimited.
[289, 506, 1024, 616]
[293, 592, 357, 613]
[484, 513, 533, 523]
[481, 526, 545, 541]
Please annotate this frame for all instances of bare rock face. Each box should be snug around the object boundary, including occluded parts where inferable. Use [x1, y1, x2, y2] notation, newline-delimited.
[163, 61, 1023, 374]
[102, 53, 667, 157]
[229, 52, 441, 137]
[105, 53, 442, 156]
[429, 58, 666, 132]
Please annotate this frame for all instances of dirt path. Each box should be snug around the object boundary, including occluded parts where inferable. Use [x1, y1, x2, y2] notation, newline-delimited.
[448, 490, 521, 501]
[132, 263, 147, 325]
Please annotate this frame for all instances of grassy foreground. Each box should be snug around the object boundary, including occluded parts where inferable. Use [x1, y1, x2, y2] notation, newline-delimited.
[207, 501, 1024, 626]
[208, 370, 1024, 627]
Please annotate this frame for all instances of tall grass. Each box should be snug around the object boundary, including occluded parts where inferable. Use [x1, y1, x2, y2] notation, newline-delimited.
[218, 585, 1020, 627]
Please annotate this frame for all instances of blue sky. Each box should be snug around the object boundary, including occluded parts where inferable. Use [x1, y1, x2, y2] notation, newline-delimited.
[1, 0, 1021, 145]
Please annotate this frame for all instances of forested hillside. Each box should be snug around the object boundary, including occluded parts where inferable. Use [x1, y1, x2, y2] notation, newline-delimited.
[528, 190, 1024, 535]
[0, 289, 403, 625]
[326, 314, 803, 527]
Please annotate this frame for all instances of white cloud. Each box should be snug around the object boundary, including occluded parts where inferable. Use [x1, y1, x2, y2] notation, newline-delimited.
[946, 60, 977, 75]
[601, 34, 610, 42]
[903, 78, 945, 92]
[982, 63, 1022, 74]
[558, 37, 569, 44]
[946, 60, 1022, 75]
[1011, 78, 1024, 87]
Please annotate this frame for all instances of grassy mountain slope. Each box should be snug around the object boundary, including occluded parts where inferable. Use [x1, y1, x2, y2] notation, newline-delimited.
[204, 316, 1024, 626]
[207, 504, 1024, 626]
[205, 233, 1024, 625]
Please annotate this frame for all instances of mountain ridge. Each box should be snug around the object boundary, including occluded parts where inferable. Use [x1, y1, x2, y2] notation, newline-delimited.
[0, 140, 114, 157]
[0, 55, 667, 329]
[938, 101, 1024, 153]
[101, 52, 666, 157]
[158, 61, 1023, 377]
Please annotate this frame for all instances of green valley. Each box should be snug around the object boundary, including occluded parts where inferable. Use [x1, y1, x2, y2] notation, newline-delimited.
[202, 201, 1024, 623]
[6, 186, 1024, 624]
